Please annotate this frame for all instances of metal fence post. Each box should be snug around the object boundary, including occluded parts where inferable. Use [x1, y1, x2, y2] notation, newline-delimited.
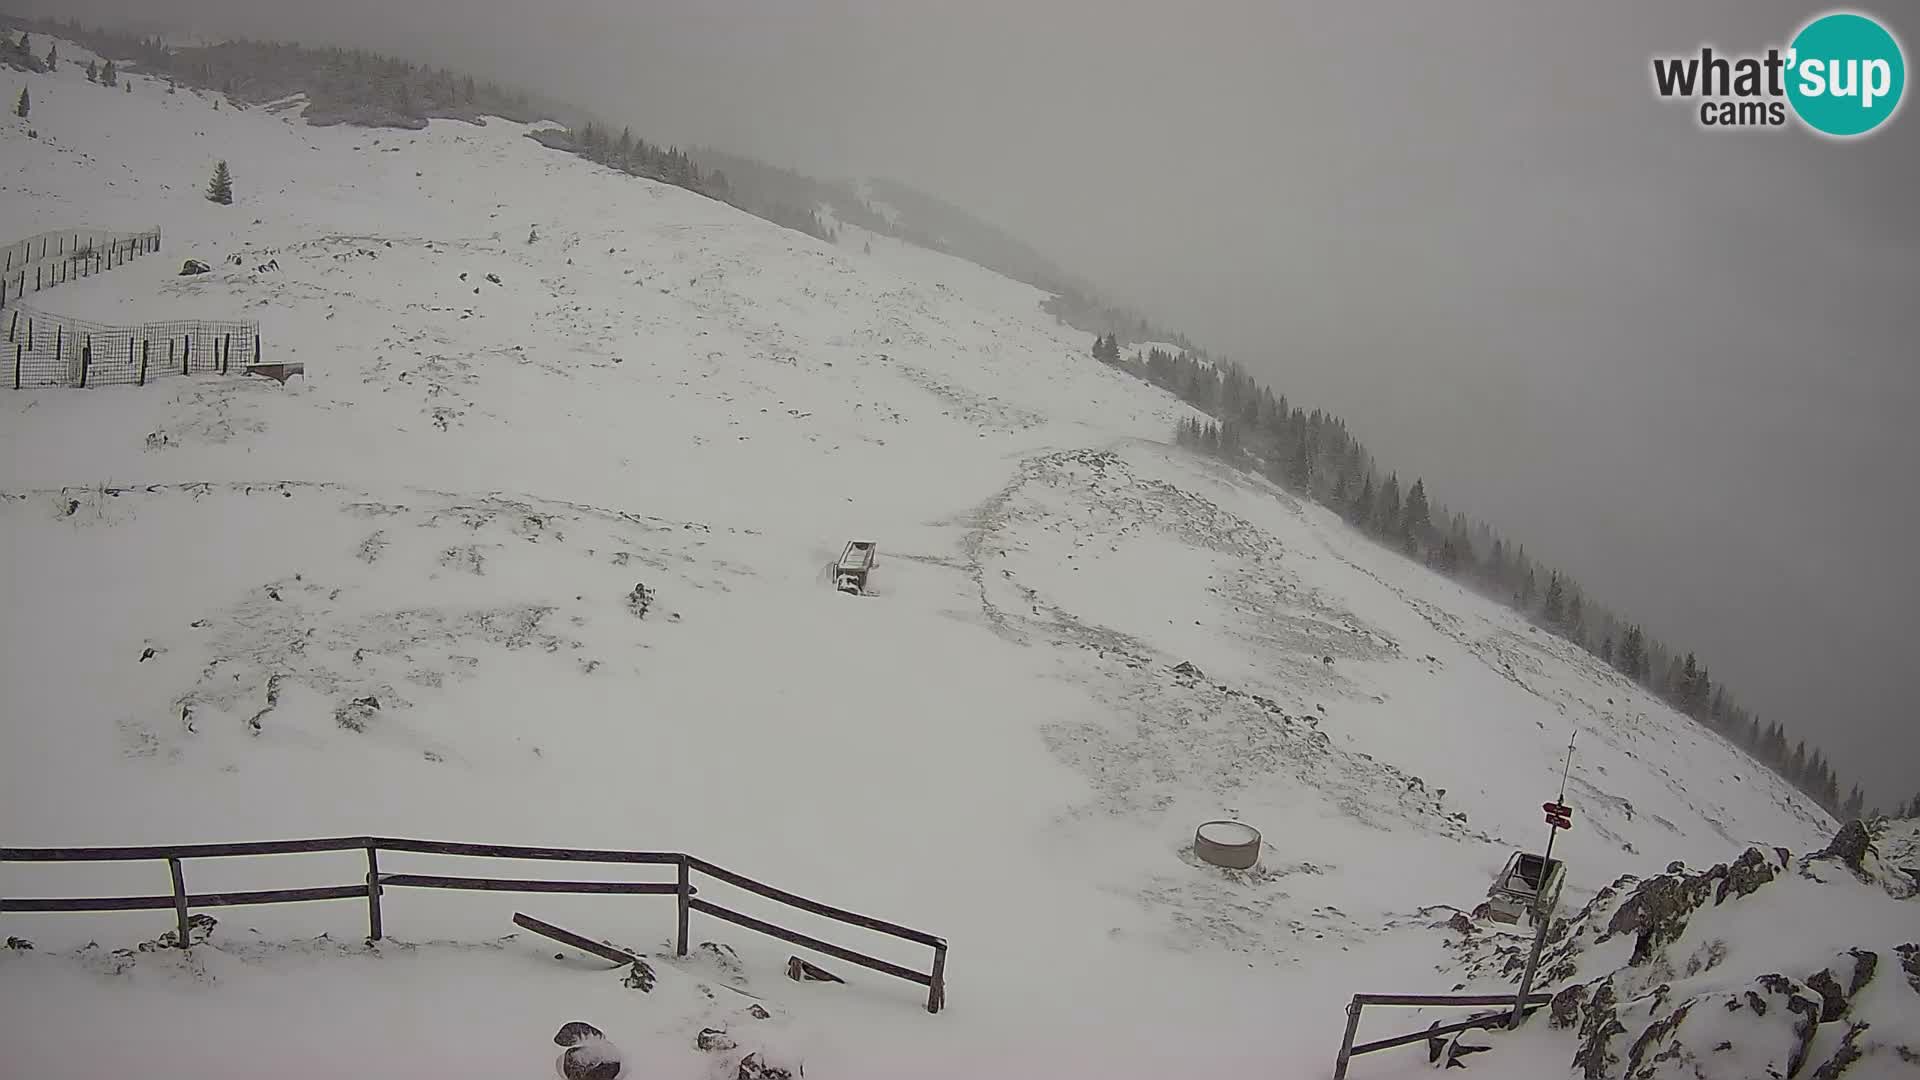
[1332, 997, 1363, 1080]
[167, 858, 191, 949]
[365, 846, 383, 940]
[79, 343, 90, 389]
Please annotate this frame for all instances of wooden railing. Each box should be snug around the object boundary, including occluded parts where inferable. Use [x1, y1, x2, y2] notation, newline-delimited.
[0, 836, 947, 1013]
[1331, 992, 1552, 1077]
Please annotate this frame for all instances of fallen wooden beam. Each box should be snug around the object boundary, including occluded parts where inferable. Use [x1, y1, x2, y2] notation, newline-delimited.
[513, 912, 637, 967]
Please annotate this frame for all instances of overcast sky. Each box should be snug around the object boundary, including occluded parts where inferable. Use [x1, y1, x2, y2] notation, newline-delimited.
[27, 1, 1919, 807]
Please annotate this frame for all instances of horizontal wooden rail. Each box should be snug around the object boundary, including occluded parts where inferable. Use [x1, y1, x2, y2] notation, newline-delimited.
[0, 837, 371, 862]
[371, 838, 682, 864]
[687, 856, 944, 949]
[379, 874, 684, 896]
[2, 884, 366, 913]
[689, 897, 931, 986]
[1352, 993, 1549, 1007]
[1349, 1005, 1546, 1056]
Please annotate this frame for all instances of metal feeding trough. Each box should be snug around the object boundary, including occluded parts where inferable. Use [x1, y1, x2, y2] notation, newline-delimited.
[1194, 820, 1262, 869]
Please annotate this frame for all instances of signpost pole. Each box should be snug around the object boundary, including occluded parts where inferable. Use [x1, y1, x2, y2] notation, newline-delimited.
[1511, 732, 1576, 1029]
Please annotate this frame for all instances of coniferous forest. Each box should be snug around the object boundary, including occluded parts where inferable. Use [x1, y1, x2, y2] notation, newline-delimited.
[1102, 333, 1902, 823]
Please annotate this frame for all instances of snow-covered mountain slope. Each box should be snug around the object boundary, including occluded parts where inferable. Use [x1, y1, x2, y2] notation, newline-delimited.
[0, 45, 1859, 1080]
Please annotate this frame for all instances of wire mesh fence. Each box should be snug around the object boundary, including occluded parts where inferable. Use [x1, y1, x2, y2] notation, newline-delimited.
[0, 228, 163, 310]
[5, 304, 261, 390]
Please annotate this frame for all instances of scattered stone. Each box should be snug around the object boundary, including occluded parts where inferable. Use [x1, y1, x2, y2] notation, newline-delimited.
[787, 956, 843, 983]
[747, 1004, 771, 1020]
[1170, 661, 1204, 679]
[553, 1022, 605, 1047]
[4, 936, 33, 951]
[1447, 911, 1474, 935]
[334, 695, 381, 732]
[696, 1027, 737, 1053]
[1810, 1021, 1870, 1080]
[737, 1051, 800, 1080]
[485, 272, 501, 284]
[178, 259, 210, 275]
[627, 583, 655, 618]
[1716, 846, 1777, 903]
[559, 1040, 621, 1080]
[1845, 948, 1879, 997]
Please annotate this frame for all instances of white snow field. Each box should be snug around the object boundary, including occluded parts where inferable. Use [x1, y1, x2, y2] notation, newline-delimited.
[4, 41, 1898, 1080]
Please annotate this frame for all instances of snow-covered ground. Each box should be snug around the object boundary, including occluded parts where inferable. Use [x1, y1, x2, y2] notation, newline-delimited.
[3, 40, 1892, 1080]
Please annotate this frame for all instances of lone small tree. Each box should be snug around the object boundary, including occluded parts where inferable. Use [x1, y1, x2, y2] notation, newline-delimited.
[101, 60, 117, 87]
[13, 85, 28, 119]
[207, 160, 234, 205]
[45, 43, 56, 68]
[86, 60, 98, 83]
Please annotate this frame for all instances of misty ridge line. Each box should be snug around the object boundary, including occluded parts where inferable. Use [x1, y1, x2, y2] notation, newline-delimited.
[5, 11, 1905, 822]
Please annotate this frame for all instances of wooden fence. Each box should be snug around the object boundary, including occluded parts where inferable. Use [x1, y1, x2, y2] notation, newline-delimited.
[1331, 992, 1552, 1078]
[0, 836, 947, 1013]
[0, 228, 162, 310]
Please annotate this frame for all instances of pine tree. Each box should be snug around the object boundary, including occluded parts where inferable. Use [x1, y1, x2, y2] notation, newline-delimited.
[45, 43, 56, 67]
[1541, 572, 1566, 626]
[206, 160, 234, 205]
[101, 59, 117, 87]
[87, 60, 98, 83]
[1402, 478, 1431, 543]
[13, 85, 26, 119]
[1517, 568, 1536, 611]
[1842, 785, 1864, 821]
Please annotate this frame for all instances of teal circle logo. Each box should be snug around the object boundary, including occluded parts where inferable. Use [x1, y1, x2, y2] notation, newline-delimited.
[1787, 12, 1905, 136]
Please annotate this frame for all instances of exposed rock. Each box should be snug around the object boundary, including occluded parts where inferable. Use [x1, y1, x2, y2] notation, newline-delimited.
[1809, 1021, 1869, 1080]
[1807, 969, 1847, 1023]
[334, 695, 380, 732]
[696, 1027, 737, 1053]
[1715, 846, 1777, 903]
[1447, 911, 1474, 935]
[737, 1052, 801, 1080]
[179, 259, 210, 275]
[4, 936, 33, 950]
[1817, 821, 1875, 875]
[1622, 1000, 1692, 1077]
[747, 1004, 771, 1020]
[553, 1022, 604, 1047]
[1845, 949, 1878, 998]
[1572, 980, 1626, 1080]
[1898, 944, 1920, 995]
[559, 1038, 621, 1080]
[1607, 870, 1715, 965]
[1550, 983, 1588, 1029]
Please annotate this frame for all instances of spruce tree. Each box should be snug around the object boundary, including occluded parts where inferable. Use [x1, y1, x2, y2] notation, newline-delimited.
[13, 85, 26, 119]
[101, 59, 117, 87]
[206, 160, 234, 205]
[46, 43, 56, 67]
[1542, 572, 1566, 626]
[1402, 478, 1431, 542]
[87, 60, 98, 83]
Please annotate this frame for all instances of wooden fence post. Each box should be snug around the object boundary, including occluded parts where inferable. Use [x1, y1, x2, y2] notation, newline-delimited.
[79, 342, 90, 389]
[223, 334, 232, 374]
[1331, 998, 1363, 1080]
[184, 334, 192, 374]
[254, 333, 261, 365]
[13, 341, 20, 390]
[7, 311, 14, 342]
[365, 846, 384, 941]
[139, 339, 149, 386]
[676, 857, 690, 957]
[167, 858, 191, 950]
[928, 944, 947, 1014]
[53, 324, 61, 361]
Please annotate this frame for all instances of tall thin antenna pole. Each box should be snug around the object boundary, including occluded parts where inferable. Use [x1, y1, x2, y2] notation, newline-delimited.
[1511, 730, 1576, 1030]
[1543, 731, 1575, 866]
